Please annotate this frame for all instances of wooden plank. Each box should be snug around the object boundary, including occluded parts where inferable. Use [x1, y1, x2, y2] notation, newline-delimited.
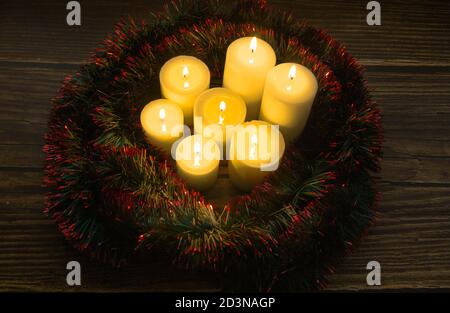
[0, 193, 43, 211]
[0, 145, 44, 169]
[0, 1, 449, 65]
[1, 151, 450, 191]
[328, 186, 450, 290]
[0, 0, 164, 64]
[0, 184, 449, 291]
[1, 64, 450, 142]
[1, 135, 450, 171]
[0, 62, 74, 123]
[0, 121, 45, 145]
[274, 0, 450, 66]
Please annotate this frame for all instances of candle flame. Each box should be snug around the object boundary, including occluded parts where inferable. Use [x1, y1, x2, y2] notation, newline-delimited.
[159, 108, 167, 132]
[218, 101, 226, 125]
[289, 65, 297, 80]
[183, 66, 189, 78]
[194, 141, 201, 167]
[194, 142, 201, 153]
[159, 108, 166, 120]
[249, 134, 258, 160]
[183, 66, 190, 88]
[251, 134, 258, 145]
[250, 37, 257, 53]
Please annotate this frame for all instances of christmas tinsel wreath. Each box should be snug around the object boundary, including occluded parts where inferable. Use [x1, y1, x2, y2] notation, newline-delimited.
[44, 0, 383, 291]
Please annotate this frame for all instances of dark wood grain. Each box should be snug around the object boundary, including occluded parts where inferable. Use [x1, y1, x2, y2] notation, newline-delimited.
[1, 0, 450, 292]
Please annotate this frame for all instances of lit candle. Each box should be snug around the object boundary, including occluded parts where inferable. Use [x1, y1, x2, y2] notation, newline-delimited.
[175, 135, 221, 191]
[160, 55, 210, 125]
[223, 37, 276, 120]
[218, 101, 226, 125]
[193, 88, 246, 155]
[140, 99, 184, 154]
[259, 63, 318, 142]
[228, 121, 285, 192]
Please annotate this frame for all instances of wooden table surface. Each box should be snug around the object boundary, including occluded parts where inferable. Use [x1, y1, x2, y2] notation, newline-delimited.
[1, 0, 449, 292]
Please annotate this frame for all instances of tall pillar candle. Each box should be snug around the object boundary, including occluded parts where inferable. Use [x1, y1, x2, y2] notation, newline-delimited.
[160, 55, 210, 125]
[223, 37, 276, 120]
[259, 63, 318, 142]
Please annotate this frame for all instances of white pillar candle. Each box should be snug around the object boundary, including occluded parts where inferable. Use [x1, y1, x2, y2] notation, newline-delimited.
[160, 55, 210, 125]
[223, 37, 276, 120]
[140, 99, 184, 154]
[175, 135, 221, 191]
[228, 121, 285, 192]
[193, 88, 246, 156]
[259, 63, 318, 142]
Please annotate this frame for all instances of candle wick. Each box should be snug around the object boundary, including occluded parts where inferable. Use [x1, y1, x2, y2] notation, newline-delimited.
[249, 40, 256, 64]
[250, 37, 257, 55]
[194, 142, 201, 167]
[288, 65, 297, 81]
[182, 66, 189, 79]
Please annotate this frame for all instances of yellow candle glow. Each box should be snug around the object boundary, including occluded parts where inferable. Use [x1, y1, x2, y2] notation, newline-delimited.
[193, 88, 246, 155]
[160, 55, 210, 125]
[228, 121, 285, 192]
[140, 99, 184, 154]
[259, 63, 318, 142]
[223, 37, 276, 120]
[175, 135, 221, 191]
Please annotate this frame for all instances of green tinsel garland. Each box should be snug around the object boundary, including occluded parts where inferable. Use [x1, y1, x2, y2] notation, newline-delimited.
[44, 0, 383, 291]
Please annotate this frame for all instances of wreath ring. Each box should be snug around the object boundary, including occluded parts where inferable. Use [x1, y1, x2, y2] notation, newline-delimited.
[44, 0, 383, 291]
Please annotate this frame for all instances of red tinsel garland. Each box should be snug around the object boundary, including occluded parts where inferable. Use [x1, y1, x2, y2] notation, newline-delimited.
[44, 0, 383, 291]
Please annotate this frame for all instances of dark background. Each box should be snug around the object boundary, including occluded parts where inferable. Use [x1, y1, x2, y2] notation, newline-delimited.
[0, 0, 449, 291]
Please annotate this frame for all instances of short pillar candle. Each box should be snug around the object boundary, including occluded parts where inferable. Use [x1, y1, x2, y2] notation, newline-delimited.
[228, 120, 285, 192]
[160, 55, 210, 125]
[193, 88, 246, 156]
[175, 135, 221, 191]
[140, 99, 184, 154]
